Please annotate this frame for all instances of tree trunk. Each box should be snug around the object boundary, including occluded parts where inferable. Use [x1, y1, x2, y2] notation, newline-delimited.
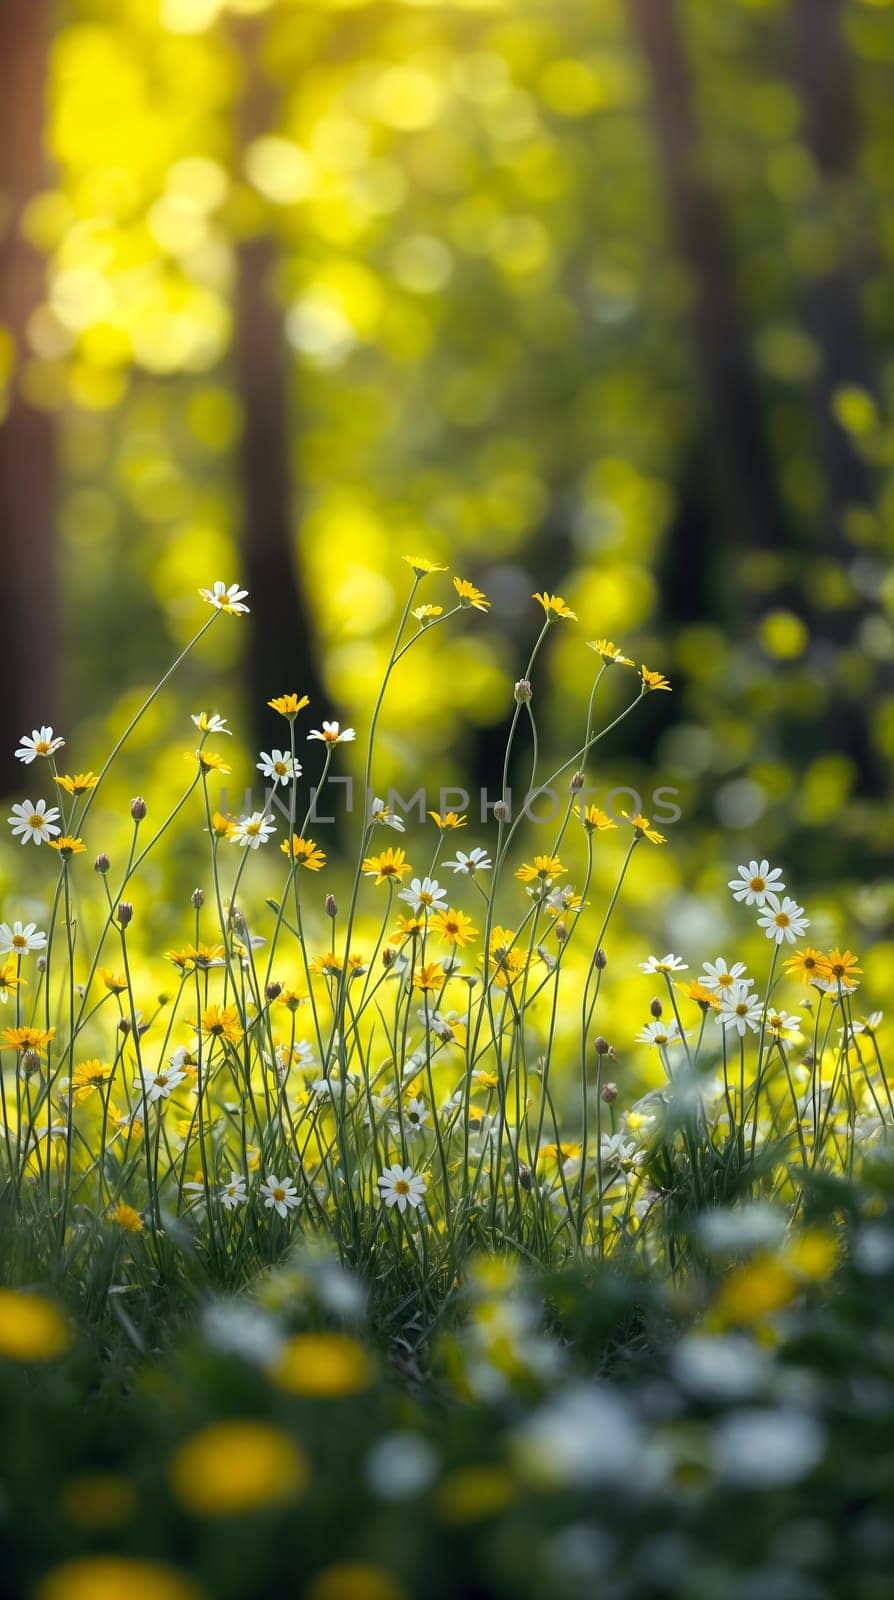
[0, 0, 58, 796]
[628, 0, 789, 563]
[231, 18, 327, 755]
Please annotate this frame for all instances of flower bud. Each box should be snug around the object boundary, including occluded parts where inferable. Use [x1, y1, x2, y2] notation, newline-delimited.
[594, 1036, 611, 1056]
[601, 1081, 618, 1103]
[325, 893, 338, 919]
[514, 678, 532, 704]
[650, 996, 663, 1019]
[36, 955, 47, 974]
[265, 981, 282, 1002]
[518, 1163, 533, 1191]
[554, 920, 567, 943]
[594, 948, 607, 970]
[191, 887, 204, 909]
[22, 1049, 41, 1079]
[493, 800, 510, 824]
[118, 1017, 130, 1035]
[94, 852, 111, 875]
[570, 771, 585, 791]
[130, 796, 147, 822]
[382, 946, 396, 968]
[117, 902, 133, 928]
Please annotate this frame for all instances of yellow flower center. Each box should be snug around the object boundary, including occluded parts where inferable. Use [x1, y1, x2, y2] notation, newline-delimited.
[775, 912, 790, 927]
[717, 973, 734, 988]
[247, 821, 261, 836]
[395, 1179, 410, 1195]
[273, 1187, 285, 1202]
[419, 892, 434, 906]
[35, 741, 51, 755]
[12, 935, 26, 949]
[274, 762, 288, 775]
[29, 813, 43, 828]
[750, 876, 766, 892]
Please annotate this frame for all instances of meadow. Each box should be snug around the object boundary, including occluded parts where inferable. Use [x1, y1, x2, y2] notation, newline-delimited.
[1, 561, 891, 1600]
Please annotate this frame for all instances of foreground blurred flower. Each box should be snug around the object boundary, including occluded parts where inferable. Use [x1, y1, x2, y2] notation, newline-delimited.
[308, 720, 355, 745]
[0, 919, 46, 955]
[729, 858, 785, 907]
[273, 1331, 372, 1397]
[257, 749, 301, 786]
[168, 1420, 307, 1517]
[260, 1174, 300, 1217]
[110, 1202, 143, 1233]
[229, 811, 276, 849]
[198, 579, 249, 615]
[378, 1164, 426, 1213]
[757, 895, 810, 945]
[8, 798, 61, 845]
[35, 1556, 205, 1600]
[15, 725, 65, 764]
[0, 1288, 68, 1362]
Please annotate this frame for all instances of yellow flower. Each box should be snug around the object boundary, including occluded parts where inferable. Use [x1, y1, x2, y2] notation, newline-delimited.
[169, 1420, 307, 1518]
[412, 604, 443, 625]
[714, 1255, 796, 1326]
[189, 749, 232, 775]
[436, 1465, 516, 1525]
[538, 1142, 582, 1165]
[413, 963, 448, 993]
[49, 835, 86, 858]
[98, 968, 127, 993]
[431, 908, 477, 947]
[281, 834, 327, 870]
[362, 847, 412, 884]
[71, 1059, 112, 1101]
[515, 854, 565, 883]
[0, 961, 23, 1002]
[676, 980, 721, 1013]
[35, 1556, 205, 1600]
[629, 813, 666, 845]
[427, 810, 467, 830]
[580, 805, 617, 833]
[0, 1288, 69, 1362]
[1, 1025, 55, 1052]
[453, 576, 490, 611]
[277, 987, 308, 1012]
[272, 1332, 372, 1398]
[197, 1005, 244, 1045]
[307, 1565, 404, 1600]
[403, 554, 447, 576]
[210, 811, 236, 838]
[587, 639, 633, 667]
[54, 771, 99, 795]
[310, 951, 365, 977]
[109, 1202, 143, 1233]
[268, 692, 310, 717]
[818, 948, 862, 991]
[533, 591, 577, 621]
[784, 947, 826, 985]
[389, 914, 425, 944]
[640, 664, 671, 692]
[166, 943, 225, 972]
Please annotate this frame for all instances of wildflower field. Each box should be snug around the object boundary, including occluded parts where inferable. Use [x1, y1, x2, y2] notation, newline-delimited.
[5, 1, 894, 1596]
[2, 562, 894, 1600]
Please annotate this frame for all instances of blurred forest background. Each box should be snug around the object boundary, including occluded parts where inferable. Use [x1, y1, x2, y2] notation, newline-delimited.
[1, 0, 894, 923]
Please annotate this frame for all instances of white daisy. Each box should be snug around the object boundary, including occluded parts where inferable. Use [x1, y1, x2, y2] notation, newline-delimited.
[700, 957, 751, 994]
[443, 847, 492, 876]
[219, 1172, 248, 1211]
[260, 1173, 300, 1217]
[639, 953, 688, 975]
[229, 811, 276, 849]
[397, 876, 448, 915]
[635, 1019, 686, 1047]
[15, 726, 65, 764]
[134, 1063, 188, 1104]
[403, 1097, 429, 1138]
[199, 580, 250, 615]
[191, 711, 231, 736]
[728, 859, 785, 907]
[0, 920, 47, 956]
[308, 721, 355, 745]
[756, 894, 810, 946]
[377, 1163, 427, 1214]
[370, 797, 406, 832]
[766, 1010, 799, 1040]
[8, 799, 62, 846]
[718, 983, 764, 1036]
[256, 749, 301, 787]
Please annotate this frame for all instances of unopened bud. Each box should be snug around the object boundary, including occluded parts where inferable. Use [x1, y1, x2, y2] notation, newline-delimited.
[518, 1163, 533, 1191]
[650, 997, 663, 1019]
[570, 771, 585, 791]
[36, 955, 47, 974]
[555, 920, 567, 943]
[514, 678, 532, 704]
[382, 946, 396, 968]
[594, 1036, 611, 1056]
[493, 800, 510, 824]
[325, 893, 338, 919]
[157, 992, 170, 1007]
[117, 902, 133, 928]
[265, 981, 282, 1002]
[594, 948, 607, 970]
[94, 852, 110, 875]
[130, 796, 147, 822]
[601, 1081, 618, 1103]
[191, 887, 204, 909]
[118, 1017, 130, 1035]
[22, 1049, 41, 1079]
